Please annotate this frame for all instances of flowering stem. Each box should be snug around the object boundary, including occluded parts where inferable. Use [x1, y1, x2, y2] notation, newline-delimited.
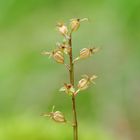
[68, 33, 78, 140]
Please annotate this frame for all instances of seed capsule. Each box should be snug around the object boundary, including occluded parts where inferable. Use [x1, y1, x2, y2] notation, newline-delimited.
[42, 50, 64, 64]
[78, 78, 89, 90]
[59, 83, 75, 95]
[77, 75, 97, 91]
[80, 47, 99, 58]
[73, 47, 99, 63]
[41, 106, 66, 123]
[57, 23, 68, 36]
[70, 18, 88, 32]
[52, 50, 64, 64]
[70, 19, 80, 32]
[51, 111, 66, 123]
[80, 48, 91, 58]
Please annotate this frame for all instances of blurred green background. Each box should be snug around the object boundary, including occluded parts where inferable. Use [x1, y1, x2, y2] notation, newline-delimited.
[0, 0, 140, 140]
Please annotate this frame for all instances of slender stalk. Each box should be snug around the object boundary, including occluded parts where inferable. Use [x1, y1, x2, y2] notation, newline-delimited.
[68, 33, 78, 140]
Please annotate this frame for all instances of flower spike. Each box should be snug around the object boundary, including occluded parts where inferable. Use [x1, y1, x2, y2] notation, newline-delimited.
[42, 18, 100, 139]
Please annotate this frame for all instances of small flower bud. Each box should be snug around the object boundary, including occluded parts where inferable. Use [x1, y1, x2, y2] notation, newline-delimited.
[59, 83, 75, 95]
[70, 18, 88, 32]
[57, 23, 68, 36]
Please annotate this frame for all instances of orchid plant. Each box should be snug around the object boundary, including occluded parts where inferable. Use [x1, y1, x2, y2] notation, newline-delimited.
[41, 18, 99, 140]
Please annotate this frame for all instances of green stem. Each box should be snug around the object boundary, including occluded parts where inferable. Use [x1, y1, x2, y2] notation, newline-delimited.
[68, 33, 78, 140]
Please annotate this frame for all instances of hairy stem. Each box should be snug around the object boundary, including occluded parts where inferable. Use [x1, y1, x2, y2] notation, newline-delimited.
[68, 33, 78, 140]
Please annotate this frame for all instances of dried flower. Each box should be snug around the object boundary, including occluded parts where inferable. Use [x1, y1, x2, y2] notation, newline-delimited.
[42, 50, 64, 64]
[73, 47, 99, 63]
[52, 50, 64, 64]
[59, 83, 75, 95]
[57, 22, 68, 37]
[41, 106, 66, 123]
[70, 18, 88, 32]
[56, 42, 71, 54]
[77, 74, 97, 92]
